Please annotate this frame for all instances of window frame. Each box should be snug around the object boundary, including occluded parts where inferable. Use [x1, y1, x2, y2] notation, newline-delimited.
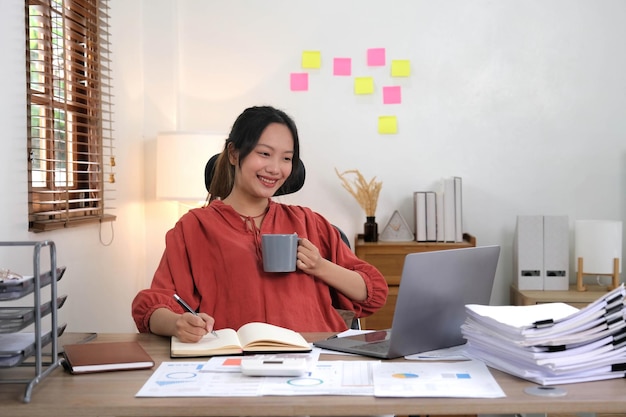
[26, 0, 115, 232]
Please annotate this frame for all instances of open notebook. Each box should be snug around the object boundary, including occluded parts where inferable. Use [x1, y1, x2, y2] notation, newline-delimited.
[314, 245, 500, 359]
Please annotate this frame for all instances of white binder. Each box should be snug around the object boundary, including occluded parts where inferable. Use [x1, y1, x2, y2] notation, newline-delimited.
[514, 215, 544, 290]
[543, 215, 569, 290]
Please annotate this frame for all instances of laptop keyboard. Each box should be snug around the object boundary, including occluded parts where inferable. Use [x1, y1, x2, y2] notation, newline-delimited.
[354, 339, 390, 353]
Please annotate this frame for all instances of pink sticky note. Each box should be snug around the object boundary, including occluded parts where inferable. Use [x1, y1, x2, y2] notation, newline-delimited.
[383, 86, 401, 104]
[367, 48, 386, 66]
[290, 73, 308, 91]
[333, 58, 351, 76]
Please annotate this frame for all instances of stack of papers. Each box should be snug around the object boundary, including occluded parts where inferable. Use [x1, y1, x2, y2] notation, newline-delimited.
[461, 284, 626, 385]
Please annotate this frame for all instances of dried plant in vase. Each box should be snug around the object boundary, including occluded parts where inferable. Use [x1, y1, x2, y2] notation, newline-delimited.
[335, 168, 383, 242]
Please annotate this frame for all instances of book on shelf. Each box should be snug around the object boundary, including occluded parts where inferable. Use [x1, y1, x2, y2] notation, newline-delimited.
[62, 341, 155, 374]
[442, 177, 456, 242]
[413, 175, 464, 243]
[454, 176, 463, 242]
[414, 192, 427, 242]
[435, 192, 445, 241]
[425, 191, 437, 241]
[170, 322, 311, 357]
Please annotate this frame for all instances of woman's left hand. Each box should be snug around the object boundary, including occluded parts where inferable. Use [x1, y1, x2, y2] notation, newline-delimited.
[296, 237, 325, 274]
[296, 237, 368, 301]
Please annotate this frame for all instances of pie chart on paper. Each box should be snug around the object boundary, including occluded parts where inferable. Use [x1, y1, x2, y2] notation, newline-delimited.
[392, 373, 419, 379]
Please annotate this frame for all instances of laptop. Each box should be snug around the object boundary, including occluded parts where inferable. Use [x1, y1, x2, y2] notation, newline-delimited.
[314, 245, 500, 359]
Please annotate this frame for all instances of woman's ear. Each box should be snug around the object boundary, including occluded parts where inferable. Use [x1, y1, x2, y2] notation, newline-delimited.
[227, 143, 238, 166]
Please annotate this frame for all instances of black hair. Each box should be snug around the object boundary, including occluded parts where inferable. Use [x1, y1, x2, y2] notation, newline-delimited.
[209, 106, 301, 200]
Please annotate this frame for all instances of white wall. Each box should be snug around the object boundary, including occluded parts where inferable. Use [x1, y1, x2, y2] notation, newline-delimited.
[142, 0, 626, 305]
[1, 0, 625, 333]
[0, 0, 147, 333]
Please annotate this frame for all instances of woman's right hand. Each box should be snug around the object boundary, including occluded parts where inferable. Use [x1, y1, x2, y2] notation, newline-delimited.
[175, 312, 215, 342]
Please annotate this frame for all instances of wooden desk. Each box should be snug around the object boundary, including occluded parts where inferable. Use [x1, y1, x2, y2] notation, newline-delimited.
[2, 333, 626, 416]
[510, 284, 612, 308]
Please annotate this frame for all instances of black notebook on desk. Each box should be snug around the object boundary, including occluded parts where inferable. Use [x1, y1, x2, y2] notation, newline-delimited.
[314, 245, 500, 359]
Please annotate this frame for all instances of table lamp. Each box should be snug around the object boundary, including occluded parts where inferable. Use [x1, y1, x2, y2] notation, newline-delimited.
[156, 132, 225, 209]
[574, 220, 623, 291]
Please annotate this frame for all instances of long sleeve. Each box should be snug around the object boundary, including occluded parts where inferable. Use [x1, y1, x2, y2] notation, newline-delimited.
[308, 212, 388, 318]
[132, 200, 388, 333]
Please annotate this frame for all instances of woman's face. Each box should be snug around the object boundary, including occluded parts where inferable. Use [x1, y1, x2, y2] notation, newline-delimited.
[232, 123, 294, 199]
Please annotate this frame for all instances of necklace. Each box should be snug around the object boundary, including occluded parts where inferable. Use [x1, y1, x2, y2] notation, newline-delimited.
[237, 206, 268, 232]
[235, 206, 268, 220]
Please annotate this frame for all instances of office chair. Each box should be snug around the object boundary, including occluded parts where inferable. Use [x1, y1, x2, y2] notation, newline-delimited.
[204, 153, 359, 329]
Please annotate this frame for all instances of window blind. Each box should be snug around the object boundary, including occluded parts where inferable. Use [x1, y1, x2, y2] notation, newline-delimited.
[26, 0, 115, 232]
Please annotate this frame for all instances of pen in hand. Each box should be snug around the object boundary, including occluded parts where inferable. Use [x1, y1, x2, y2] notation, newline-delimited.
[173, 293, 218, 338]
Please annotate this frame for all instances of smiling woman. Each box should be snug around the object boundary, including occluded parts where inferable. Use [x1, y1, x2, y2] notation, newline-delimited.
[131, 105, 388, 340]
[207, 107, 301, 205]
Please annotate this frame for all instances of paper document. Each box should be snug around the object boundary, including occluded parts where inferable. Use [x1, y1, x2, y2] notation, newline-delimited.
[136, 360, 376, 397]
[405, 344, 469, 361]
[136, 362, 263, 397]
[137, 359, 506, 399]
[373, 360, 505, 398]
[466, 346, 626, 385]
[462, 284, 626, 385]
[466, 285, 624, 342]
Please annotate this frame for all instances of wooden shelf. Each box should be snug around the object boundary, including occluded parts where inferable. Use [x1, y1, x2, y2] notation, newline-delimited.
[355, 233, 476, 330]
[510, 284, 611, 309]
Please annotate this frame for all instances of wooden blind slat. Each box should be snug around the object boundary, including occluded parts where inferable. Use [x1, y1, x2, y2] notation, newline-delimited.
[27, 0, 115, 231]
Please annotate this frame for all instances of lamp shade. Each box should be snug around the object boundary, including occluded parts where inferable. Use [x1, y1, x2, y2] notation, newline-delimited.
[156, 132, 225, 201]
[575, 220, 622, 274]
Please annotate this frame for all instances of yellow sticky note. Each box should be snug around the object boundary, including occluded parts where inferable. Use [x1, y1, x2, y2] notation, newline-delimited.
[354, 77, 374, 95]
[378, 116, 398, 134]
[391, 59, 411, 77]
[302, 51, 321, 69]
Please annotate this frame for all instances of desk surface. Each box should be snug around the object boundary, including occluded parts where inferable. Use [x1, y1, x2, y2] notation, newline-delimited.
[2, 333, 626, 416]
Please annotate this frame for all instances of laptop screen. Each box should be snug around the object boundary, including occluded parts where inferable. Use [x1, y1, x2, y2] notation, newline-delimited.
[314, 245, 501, 359]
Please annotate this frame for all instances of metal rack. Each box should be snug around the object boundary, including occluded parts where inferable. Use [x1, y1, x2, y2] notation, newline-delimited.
[0, 241, 65, 403]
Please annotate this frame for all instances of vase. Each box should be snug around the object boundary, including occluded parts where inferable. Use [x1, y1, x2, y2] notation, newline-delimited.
[363, 216, 378, 242]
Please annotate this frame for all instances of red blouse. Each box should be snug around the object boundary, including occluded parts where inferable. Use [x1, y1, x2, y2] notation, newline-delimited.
[132, 200, 388, 333]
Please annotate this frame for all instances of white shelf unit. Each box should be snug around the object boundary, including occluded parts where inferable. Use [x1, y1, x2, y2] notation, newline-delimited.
[0, 241, 65, 403]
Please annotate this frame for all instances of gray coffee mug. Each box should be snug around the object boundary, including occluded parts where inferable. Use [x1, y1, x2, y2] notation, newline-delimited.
[261, 233, 298, 272]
